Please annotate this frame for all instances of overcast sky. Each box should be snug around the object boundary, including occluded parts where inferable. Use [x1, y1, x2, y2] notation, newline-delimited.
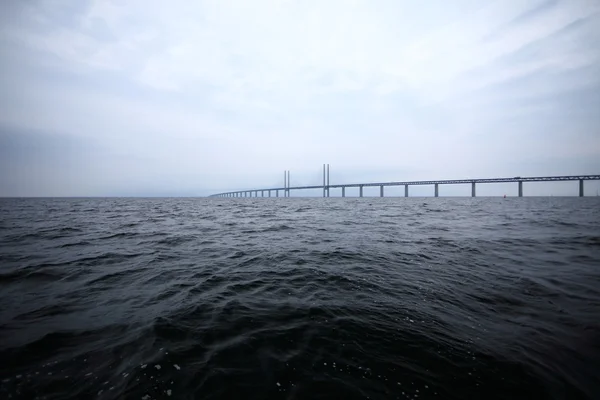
[1, 0, 599, 197]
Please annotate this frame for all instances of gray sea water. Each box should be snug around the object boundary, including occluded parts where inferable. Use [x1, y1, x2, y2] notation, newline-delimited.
[0, 197, 599, 400]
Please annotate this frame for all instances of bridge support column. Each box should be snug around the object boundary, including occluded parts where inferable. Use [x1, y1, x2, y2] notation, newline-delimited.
[261, 190, 264, 197]
[276, 190, 279, 197]
[518, 181, 523, 197]
[323, 164, 326, 197]
[579, 179, 584, 197]
[435, 184, 439, 197]
[472, 182, 476, 197]
[342, 187, 345, 197]
[327, 164, 330, 197]
[405, 185, 408, 197]
[380, 185, 384, 197]
[359, 185, 363, 197]
[268, 190, 271, 197]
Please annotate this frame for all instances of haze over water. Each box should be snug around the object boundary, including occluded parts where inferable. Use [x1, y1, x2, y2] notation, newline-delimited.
[1, 197, 599, 399]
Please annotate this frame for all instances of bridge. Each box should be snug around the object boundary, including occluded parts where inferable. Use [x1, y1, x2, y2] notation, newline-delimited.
[210, 165, 600, 198]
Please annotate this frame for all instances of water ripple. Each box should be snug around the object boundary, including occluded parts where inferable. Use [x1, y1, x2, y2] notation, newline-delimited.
[0, 197, 599, 399]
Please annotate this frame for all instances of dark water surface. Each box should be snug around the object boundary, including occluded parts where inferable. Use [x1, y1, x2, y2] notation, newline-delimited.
[1, 197, 599, 400]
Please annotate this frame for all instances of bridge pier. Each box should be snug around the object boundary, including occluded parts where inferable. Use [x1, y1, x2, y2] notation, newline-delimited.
[276, 190, 279, 197]
[359, 185, 363, 197]
[579, 179, 584, 197]
[435, 183, 439, 197]
[380, 185, 384, 197]
[472, 182, 476, 197]
[518, 181, 523, 197]
[405, 185, 408, 197]
[342, 186, 345, 197]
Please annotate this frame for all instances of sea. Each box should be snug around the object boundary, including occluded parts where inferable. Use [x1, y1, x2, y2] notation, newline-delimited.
[0, 197, 599, 400]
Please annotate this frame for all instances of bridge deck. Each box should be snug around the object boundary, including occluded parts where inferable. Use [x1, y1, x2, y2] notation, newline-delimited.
[211, 175, 600, 196]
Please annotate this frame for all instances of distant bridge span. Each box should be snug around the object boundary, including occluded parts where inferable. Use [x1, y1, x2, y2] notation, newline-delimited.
[210, 167, 600, 198]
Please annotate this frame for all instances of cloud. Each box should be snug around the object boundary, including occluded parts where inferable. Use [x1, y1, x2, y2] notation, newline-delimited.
[0, 0, 599, 196]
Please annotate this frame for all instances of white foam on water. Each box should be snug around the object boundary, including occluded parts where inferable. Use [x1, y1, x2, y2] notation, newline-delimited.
[173, 364, 180, 370]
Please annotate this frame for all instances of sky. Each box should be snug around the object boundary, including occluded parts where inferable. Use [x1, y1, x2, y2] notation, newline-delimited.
[0, 0, 599, 197]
